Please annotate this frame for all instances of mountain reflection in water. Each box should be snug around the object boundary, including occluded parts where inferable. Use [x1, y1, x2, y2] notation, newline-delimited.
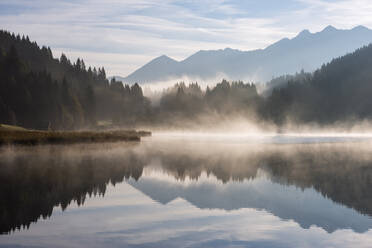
[1, 135, 372, 247]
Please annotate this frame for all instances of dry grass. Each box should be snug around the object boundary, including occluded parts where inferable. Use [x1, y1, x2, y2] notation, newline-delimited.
[0, 124, 151, 145]
[0, 124, 28, 131]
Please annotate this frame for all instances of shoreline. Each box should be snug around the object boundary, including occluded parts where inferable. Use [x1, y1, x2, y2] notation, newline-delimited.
[0, 125, 151, 145]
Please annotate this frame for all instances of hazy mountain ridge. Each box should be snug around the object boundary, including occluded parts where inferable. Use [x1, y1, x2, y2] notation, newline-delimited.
[128, 176, 372, 233]
[121, 25, 372, 84]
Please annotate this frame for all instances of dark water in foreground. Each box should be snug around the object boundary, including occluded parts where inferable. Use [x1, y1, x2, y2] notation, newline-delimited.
[1, 133, 372, 248]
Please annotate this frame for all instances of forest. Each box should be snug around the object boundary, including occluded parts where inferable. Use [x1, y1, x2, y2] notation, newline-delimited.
[0, 30, 150, 130]
[1, 29, 372, 130]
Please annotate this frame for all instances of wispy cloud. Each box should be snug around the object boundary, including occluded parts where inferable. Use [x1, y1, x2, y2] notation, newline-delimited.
[0, 0, 371, 76]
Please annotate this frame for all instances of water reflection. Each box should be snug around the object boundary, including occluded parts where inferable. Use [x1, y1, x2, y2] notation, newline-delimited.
[0, 143, 144, 234]
[129, 169, 372, 233]
[1, 137, 372, 244]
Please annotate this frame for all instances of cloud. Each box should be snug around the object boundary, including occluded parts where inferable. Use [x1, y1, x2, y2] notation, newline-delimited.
[0, 0, 371, 76]
[291, 0, 372, 29]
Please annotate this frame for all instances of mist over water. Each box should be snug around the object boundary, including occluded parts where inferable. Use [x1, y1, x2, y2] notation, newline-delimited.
[3, 1, 372, 247]
[1, 133, 372, 247]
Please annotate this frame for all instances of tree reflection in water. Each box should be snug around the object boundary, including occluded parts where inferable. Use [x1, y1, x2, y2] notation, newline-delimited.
[1, 140, 372, 234]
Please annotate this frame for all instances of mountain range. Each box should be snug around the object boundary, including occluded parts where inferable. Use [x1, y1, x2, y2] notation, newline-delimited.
[127, 174, 372, 234]
[118, 25, 372, 84]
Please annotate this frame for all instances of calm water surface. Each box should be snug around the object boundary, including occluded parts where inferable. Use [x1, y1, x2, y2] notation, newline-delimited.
[1, 133, 372, 248]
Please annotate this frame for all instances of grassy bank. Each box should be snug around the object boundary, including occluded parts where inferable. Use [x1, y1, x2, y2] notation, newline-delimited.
[0, 124, 151, 145]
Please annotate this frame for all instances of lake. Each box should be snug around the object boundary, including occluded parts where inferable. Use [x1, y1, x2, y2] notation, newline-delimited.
[1, 133, 372, 248]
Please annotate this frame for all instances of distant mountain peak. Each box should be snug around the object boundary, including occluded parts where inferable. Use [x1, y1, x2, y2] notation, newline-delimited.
[297, 29, 311, 37]
[123, 26, 372, 83]
[352, 25, 369, 31]
[223, 47, 239, 52]
[159, 54, 170, 59]
[156, 54, 175, 61]
[194, 47, 240, 54]
[148, 55, 178, 65]
[322, 25, 337, 32]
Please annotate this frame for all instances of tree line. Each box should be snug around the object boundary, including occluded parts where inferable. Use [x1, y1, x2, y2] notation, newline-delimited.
[2, 29, 372, 129]
[0, 30, 149, 129]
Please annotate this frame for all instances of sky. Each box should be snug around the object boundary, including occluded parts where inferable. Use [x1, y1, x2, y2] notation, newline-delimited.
[1, 0, 372, 77]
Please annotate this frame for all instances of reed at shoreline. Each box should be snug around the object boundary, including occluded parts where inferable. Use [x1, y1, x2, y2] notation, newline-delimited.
[0, 124, 151, 145]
